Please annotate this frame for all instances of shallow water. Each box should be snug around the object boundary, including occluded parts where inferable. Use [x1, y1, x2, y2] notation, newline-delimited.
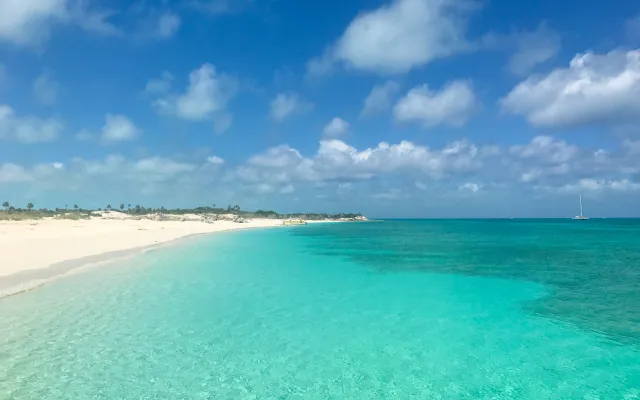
[1, 221, 639, 398]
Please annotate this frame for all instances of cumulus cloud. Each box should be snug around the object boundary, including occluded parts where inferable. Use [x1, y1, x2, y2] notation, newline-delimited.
[559, 179, 640, 193]
[75, 129, 94, 141]
[189, 0, 255, 14]
[501, 49, 640, 127]
[323, 117, 350, 137]
[361, 81, 400, 115]
[508, 136, 582, 184]
[234, 138, 497, 191]
[622, 139, 640, 155]
[70, 155, 199, 183]
[393, 80, 477, 128]
[459, 182, 480, 193]
[174, 64, 236, 120]
[33, 72, 60, 106]
[150, 64, 237, 133]
[0, 0, 120, 47]
[101, 114, 141, 143]
[0, 104, 62, 143]
[507, 23, 561, 76]
[4, 134, 640, 210]
[505, 135, 640, 191]
[269, 92, 312, 122]
[144, 71, 173, 94]
[154, 13, 181, 39]
[308, 0, 474, 75]
[0, 163, 32, 182]
[207, 155, 225, 165]
[0, 161, 65, 183]
[510, 136, 579, 164]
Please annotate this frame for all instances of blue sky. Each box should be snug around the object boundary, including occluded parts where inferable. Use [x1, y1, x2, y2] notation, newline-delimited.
[1, 0, 639, 218]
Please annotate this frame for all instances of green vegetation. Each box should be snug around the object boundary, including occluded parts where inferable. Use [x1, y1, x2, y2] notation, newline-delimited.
[54, 212, 92, 220]
[0, 201, 363, 221]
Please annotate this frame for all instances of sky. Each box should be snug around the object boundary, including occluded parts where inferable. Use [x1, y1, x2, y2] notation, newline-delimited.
[0, 0, 639, 218]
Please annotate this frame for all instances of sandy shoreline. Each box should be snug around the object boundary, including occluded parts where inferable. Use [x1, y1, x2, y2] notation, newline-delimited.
[0, 215, 289, 298]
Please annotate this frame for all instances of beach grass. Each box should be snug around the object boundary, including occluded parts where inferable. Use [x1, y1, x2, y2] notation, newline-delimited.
[0, 212, 48, 221]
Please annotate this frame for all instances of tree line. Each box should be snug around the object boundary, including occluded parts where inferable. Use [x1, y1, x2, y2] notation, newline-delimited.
[1, 201, 362, 220]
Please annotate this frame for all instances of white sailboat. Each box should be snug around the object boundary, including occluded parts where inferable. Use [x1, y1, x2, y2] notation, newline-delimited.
[573, 195, 589, 220]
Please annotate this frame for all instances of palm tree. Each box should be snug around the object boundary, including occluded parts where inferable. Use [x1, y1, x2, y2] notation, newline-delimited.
[106, 205, 112, 211]
[2, 201, 8, 211]
[120, 204, 124, 211]
[27, 203, 34, 212]
[74, 204, 79, 212]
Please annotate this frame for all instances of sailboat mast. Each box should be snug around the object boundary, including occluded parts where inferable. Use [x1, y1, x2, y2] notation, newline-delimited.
[579, 195, 583, 217]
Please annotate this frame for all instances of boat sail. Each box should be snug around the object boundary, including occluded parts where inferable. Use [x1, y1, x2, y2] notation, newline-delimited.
[573, 195, 589, 220]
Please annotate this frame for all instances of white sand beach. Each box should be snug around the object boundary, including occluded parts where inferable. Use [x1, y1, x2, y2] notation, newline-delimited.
[0, 212, 286, 297]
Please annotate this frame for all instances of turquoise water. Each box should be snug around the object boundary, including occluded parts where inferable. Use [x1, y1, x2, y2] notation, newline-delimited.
[1, 220, 639, 398]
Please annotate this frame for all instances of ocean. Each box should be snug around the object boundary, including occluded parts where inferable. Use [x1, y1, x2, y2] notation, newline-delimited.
[1, 220, 639, 399]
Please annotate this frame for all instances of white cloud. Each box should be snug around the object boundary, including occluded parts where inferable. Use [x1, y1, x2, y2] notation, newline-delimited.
[459, 182, 480, 192]
[0, 0, 120, 47]
[306, 52, 335, 76]
[154, 13, 181, 39]
[508, 136, 582, 184]
[269, 92, 312, 122]
[501, 49, 640, 127]
[510, 136, 579, 164]
[393, 80, 477, 128]
[175, 64, 236, 120]
[71, 155, 199, 183]
[0, 104, 62, 143]
[101, 114, 140, 143]
[190, 0, 254, 14]
[622, 139, 640, 155]
[75, 129, 94, 141]
[213, 113, 232, 134]
[280, 184, 295, 194]
[307, 0, 474, 75]
[207, 155, 225, 165]
[72, 6, 120, 37]
[414, 181, 428, 190]
[323, 117, 350, 137]
[247, 145, 304, 169]
[33, 72, 60, 106]
[508, 23, 561, 76]
[0, 163, 32, 182]
[0, 161, 66, 183]
[235, 138, 495, 189]
[134, 157, 196, 176]
[0, 0, 67, 46]
[151, 64, 237, 133]
[5, 134, 640, 210]
[144, 71, 173, 94]
[361, 81, 400, 115]
[560, 178, 640, 193]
